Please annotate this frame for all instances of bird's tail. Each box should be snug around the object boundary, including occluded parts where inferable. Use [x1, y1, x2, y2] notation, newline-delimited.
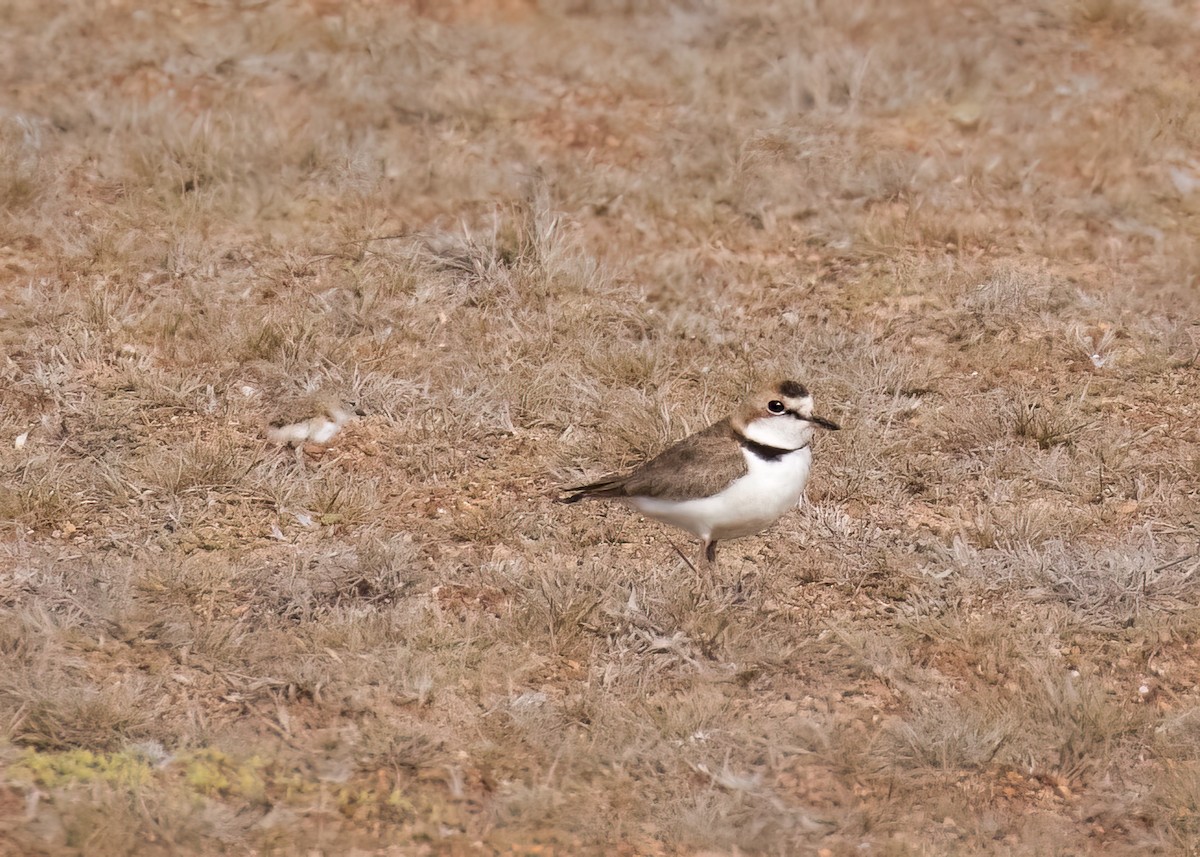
[557, 477, 626, 504]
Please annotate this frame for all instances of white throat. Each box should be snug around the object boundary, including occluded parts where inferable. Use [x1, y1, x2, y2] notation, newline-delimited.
[740, 415, 814, 451]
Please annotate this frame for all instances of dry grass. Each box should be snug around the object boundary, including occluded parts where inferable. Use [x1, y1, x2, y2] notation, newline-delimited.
[2, 0, 1200, 854]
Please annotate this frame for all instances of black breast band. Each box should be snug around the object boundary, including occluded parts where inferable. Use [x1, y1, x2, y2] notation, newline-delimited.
[737, 435, 808, 461]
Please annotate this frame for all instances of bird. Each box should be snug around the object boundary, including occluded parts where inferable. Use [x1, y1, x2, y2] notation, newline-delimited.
[266, 395, 363, 447]
[561, 380, 840, 563]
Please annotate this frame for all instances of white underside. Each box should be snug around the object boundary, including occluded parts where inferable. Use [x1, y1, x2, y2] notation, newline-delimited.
[267, 414, 347, 446]
[626, 446, 812, 543]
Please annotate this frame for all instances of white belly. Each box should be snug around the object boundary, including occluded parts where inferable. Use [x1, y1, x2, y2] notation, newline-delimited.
[627, 447, 812, 542]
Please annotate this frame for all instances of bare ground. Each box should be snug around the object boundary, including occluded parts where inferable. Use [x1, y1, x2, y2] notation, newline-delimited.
[2, 0, 1200, 854]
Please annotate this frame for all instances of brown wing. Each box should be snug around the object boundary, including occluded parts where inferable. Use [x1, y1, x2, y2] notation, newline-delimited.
[562, 419, 747, 502]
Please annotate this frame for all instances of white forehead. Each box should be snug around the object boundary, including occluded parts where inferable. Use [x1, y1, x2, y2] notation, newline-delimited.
[789, 394, 814, 414]
[775, 391, 813, 408]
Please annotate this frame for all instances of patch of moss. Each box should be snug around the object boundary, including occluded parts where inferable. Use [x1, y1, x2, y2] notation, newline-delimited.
[336, 785, 416, 823]
[13, 746, 433, 833]
[178, 748, 269, 802]
[12, 748, 153, 789]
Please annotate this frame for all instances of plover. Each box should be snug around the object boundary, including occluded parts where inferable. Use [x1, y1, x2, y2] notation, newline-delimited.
[562, 380, 840, 562]
[267, 395, 363, 447]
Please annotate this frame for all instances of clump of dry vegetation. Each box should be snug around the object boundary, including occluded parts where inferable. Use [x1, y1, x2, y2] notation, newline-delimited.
[2, 0, 1199, 854]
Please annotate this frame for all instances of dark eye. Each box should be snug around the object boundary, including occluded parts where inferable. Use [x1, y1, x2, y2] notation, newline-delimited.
[767, 400, 786, 414]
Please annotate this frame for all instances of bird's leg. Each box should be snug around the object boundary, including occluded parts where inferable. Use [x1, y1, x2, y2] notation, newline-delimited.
[704, 540, 718, 564]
